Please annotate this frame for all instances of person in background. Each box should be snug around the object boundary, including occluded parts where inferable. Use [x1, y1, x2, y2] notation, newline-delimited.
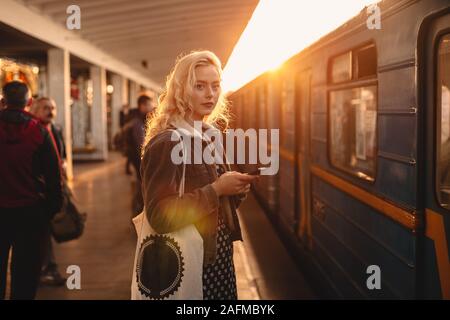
[119, 103, 130, 128]
[127, 95, 153, 180]
[0, 81, 62, 299]
[125, 95, 154, 215]
[119, 103, 132, 175]
[30, 97, 67, 286]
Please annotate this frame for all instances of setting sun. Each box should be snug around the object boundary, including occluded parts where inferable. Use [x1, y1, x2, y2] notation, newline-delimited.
[222, 0, 381, 92]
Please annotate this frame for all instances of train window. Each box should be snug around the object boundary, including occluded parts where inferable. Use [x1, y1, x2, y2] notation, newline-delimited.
[237, 95, 244, 129]
[281, 79, 295, 149]
[243, 93, 249, 129]
[437, 34, 450, 208]
[258, 84, 267, 129]
[234, 96, 241, 129]
[329, 86, 377, 181]
[252, 88, 258, 130]
[330, 43, 377, 83]
[280, 79, 288, 144]
[254, 88, 261, 130]
[355, 44, 377, 79]
[331, 51, 352, 83]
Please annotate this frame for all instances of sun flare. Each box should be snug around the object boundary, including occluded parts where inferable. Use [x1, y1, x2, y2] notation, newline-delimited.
[222, 0, 381, 93]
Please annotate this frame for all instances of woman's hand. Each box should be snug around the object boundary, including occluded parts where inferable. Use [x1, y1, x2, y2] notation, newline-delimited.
[211, 171, 256, 196]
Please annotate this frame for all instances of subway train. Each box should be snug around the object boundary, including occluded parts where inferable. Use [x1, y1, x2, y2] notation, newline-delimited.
[228, 0, 450, 299]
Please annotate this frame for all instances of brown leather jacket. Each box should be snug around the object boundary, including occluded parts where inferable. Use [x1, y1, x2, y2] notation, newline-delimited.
[141, 129, 244, 265]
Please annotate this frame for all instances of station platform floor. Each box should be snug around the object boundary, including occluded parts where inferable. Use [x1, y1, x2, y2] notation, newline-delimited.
[35, 152, 315, 300]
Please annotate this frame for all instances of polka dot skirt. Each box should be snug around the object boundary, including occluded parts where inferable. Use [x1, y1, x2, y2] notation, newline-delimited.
[202, 215, 237, 300]
[202, 164, 237, 300]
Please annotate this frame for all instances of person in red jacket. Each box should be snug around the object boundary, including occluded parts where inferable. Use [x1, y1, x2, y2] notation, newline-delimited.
[0, 81, 63, 300]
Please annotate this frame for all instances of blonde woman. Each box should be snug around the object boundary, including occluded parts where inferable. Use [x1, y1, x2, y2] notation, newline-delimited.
[141, 51, 255, 299]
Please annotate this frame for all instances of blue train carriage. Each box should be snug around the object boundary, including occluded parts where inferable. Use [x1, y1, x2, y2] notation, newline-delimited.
[230, 72, 283, 216]
[228, 0, 450, 299]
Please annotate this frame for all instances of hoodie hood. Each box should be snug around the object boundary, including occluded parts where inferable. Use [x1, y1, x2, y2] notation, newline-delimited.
[170, 118, 220, 142]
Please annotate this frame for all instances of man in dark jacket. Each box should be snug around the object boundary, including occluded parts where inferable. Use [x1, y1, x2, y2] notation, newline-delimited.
[0, 81, 63, 299]
[118, 103, 132, 175]
[124, 95, 153, 215]
[31, 97, 67, 286]
[126, 95, 153, 179]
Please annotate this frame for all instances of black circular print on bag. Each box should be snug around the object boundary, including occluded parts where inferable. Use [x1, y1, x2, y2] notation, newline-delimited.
[136, 234, 184, 299]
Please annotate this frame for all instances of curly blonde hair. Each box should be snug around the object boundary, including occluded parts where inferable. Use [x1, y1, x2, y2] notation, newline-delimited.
[142, 50, 229, 154]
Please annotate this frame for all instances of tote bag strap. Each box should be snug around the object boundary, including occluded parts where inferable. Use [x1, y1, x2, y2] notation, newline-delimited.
[170, 129, 187, 198]
[138, 129, 186, 235]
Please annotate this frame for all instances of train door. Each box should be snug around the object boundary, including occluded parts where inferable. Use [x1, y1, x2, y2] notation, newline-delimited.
[423, 11, 450, 299]
[266, 76, 281, 214]
[296, 70, 312, 247]
[278, 75, 298, 232]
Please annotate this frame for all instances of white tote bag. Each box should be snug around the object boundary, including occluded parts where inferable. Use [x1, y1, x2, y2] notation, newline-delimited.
[131, 130, 204, 300]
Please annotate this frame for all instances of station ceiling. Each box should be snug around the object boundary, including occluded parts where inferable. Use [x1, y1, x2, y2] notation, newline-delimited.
[19, 0, 259, 87]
